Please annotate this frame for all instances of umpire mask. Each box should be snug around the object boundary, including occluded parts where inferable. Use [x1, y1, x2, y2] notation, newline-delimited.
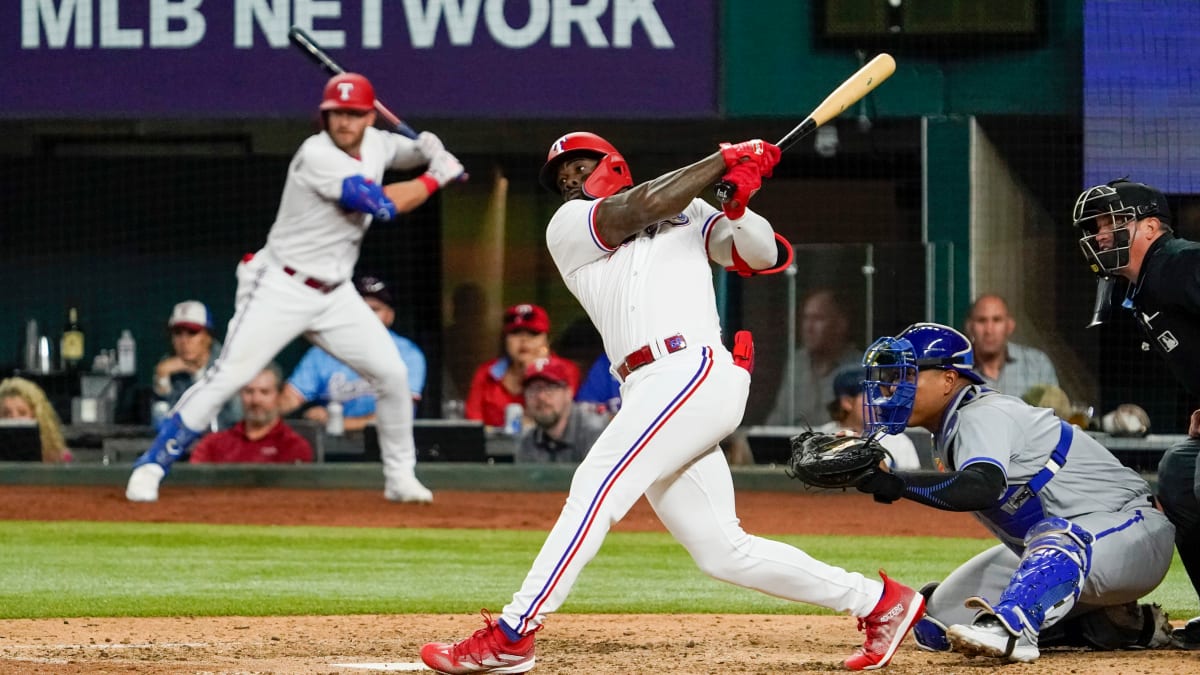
[861, 336, 918, 436]
[1072, 180, 1169, 277]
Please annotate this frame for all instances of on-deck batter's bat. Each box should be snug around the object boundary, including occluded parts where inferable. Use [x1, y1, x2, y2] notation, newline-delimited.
[715, 53, 897, 203]
[288, 26, 419, 140]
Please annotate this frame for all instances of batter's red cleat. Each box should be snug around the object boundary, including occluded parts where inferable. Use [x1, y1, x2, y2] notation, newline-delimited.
[421, 609, 537, 674]
[844, 570, 926, 671]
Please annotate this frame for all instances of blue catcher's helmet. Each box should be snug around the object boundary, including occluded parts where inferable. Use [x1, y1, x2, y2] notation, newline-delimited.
[861, 323, 984, 435]
[899, 323, 985, 385]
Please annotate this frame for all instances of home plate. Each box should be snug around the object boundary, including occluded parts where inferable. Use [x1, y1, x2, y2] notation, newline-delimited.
[331, 663, 428, 671]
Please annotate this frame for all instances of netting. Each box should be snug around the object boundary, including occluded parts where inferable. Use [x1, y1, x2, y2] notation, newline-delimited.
[0, 1, 1194, 444]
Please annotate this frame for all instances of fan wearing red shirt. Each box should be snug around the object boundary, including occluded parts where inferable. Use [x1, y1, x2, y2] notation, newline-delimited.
[464, 304, 580, 427]
[189, 364, 313, 464]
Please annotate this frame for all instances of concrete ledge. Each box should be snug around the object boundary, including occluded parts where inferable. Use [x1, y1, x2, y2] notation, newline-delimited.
[0, 462, 805, 493]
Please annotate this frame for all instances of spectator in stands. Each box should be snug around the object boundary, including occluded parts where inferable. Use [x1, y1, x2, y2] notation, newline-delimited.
[963, 293, 1059, 398]
[766, 287, 862, 426]
[189, 364, 312, 464]
[0, 376, 71, 463]
[153, 300, 241, 431]
[574, 353, 621, 415]
[465, 304, 580, 428]
[281, 274, 426, 430]
[516, 358, 608, 464]
[816, 367, 920, 470]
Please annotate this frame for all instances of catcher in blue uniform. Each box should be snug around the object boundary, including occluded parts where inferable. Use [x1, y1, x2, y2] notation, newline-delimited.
[789, 322, 1176, 662]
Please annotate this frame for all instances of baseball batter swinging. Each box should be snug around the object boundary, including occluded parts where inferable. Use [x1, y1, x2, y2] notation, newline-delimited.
[125, 73, 464, 503]
[420, 133, 925, 673]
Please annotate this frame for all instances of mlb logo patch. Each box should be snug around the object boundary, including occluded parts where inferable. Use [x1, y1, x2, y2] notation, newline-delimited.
[1158, 331, 1179, 352]
[665, 335, 687, 352]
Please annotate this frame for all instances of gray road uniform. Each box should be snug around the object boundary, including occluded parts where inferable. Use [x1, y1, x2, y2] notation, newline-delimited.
[916, 387, 1174, 646]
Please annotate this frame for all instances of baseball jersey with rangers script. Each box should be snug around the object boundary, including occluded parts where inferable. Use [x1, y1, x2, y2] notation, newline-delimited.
[547, 199, 725, 364]
[266, 127, 426, 283]
[188, 420, 313, 464]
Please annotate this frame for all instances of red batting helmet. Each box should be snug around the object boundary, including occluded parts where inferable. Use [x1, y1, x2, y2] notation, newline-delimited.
[319, 73, 375, 113]
[538, 131, 633, 199]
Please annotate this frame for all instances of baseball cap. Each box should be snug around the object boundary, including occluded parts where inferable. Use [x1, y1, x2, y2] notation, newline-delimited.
[354, 274, 394, 308]
[1109, 179, 1172, 225]
[504, 304, 550, 335]
[168, 300, 212, 332]
[523, 357, 573, 387]
[832, 367, 865, 400]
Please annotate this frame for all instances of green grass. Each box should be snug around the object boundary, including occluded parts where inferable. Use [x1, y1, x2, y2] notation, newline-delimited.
[0, 521, 1194, 620]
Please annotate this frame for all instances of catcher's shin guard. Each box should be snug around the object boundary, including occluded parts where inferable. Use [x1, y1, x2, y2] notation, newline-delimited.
[988, 517, 1095, 636]
[132, 413, 203, 473]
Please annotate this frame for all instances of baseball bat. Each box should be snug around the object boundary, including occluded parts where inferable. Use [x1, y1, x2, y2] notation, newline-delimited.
[775, 53, 896, 152]
[287, 26, 419, 140]
[715, 53, 896, 204]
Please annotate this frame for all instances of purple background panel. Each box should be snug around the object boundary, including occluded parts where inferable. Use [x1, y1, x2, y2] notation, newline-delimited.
[4, 1, 716, 119]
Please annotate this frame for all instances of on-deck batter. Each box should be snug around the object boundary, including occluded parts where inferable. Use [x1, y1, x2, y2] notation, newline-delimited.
[854, 323, 1175, 662]
[125, 72, 464, 504]
[420, 132, 925, 674]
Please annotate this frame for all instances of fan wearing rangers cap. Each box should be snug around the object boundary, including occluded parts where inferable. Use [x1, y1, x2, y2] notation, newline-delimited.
[853, 323, 1175, 662]
[420, 132, 926, 673]
[1073, 178, 1200, 648]
[124, 73, 464, 504]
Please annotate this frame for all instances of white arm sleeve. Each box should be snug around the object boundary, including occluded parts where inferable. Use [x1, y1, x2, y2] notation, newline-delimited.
[381, 130, 427, 171]
[705, 208, 777, 269]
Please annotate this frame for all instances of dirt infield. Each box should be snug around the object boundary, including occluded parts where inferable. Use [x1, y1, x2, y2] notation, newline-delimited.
[0, 486, 1192, 674]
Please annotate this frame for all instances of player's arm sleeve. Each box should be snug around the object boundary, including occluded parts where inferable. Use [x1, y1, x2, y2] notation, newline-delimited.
[892, 462, 1007, 511]
[703, 205, 777, 270]
[546, 200, 617, 276]
[381, 130, 428, 171]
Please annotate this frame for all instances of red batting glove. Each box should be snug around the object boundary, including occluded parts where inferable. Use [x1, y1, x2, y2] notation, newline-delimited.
[719, 139, 782, 177]
[717, 162, 762, 220]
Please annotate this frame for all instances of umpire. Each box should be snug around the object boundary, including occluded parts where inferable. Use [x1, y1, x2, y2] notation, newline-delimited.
[1073, 178, 1200, 648]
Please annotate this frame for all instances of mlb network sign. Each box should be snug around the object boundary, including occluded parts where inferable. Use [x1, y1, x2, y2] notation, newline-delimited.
[5, 0, 717, 118]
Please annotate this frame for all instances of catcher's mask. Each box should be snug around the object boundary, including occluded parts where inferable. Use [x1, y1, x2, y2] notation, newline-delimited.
[1072, 179, 1170, 278]
[862, 323, 984, 435]
[861, 336, 918, 436]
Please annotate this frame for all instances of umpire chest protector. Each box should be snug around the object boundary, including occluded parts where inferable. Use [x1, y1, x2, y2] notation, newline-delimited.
[1125, 236, 1200, 396]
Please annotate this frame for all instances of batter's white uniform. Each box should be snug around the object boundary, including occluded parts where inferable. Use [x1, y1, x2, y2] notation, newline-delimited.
[499, 197, 885, 634]
[164, 127, 429, 493]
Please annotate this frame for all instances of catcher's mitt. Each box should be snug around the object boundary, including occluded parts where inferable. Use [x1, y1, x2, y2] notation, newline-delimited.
[786, 430, 891, 490]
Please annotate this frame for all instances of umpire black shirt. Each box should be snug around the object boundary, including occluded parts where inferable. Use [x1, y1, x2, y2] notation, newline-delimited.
[1125, 234, 1200, 397]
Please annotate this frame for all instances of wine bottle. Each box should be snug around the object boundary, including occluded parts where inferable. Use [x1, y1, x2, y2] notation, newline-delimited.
[61, 306, 84, 370]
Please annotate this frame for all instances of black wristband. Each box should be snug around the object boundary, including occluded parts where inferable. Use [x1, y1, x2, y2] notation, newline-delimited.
[856, 470, 905, 503]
